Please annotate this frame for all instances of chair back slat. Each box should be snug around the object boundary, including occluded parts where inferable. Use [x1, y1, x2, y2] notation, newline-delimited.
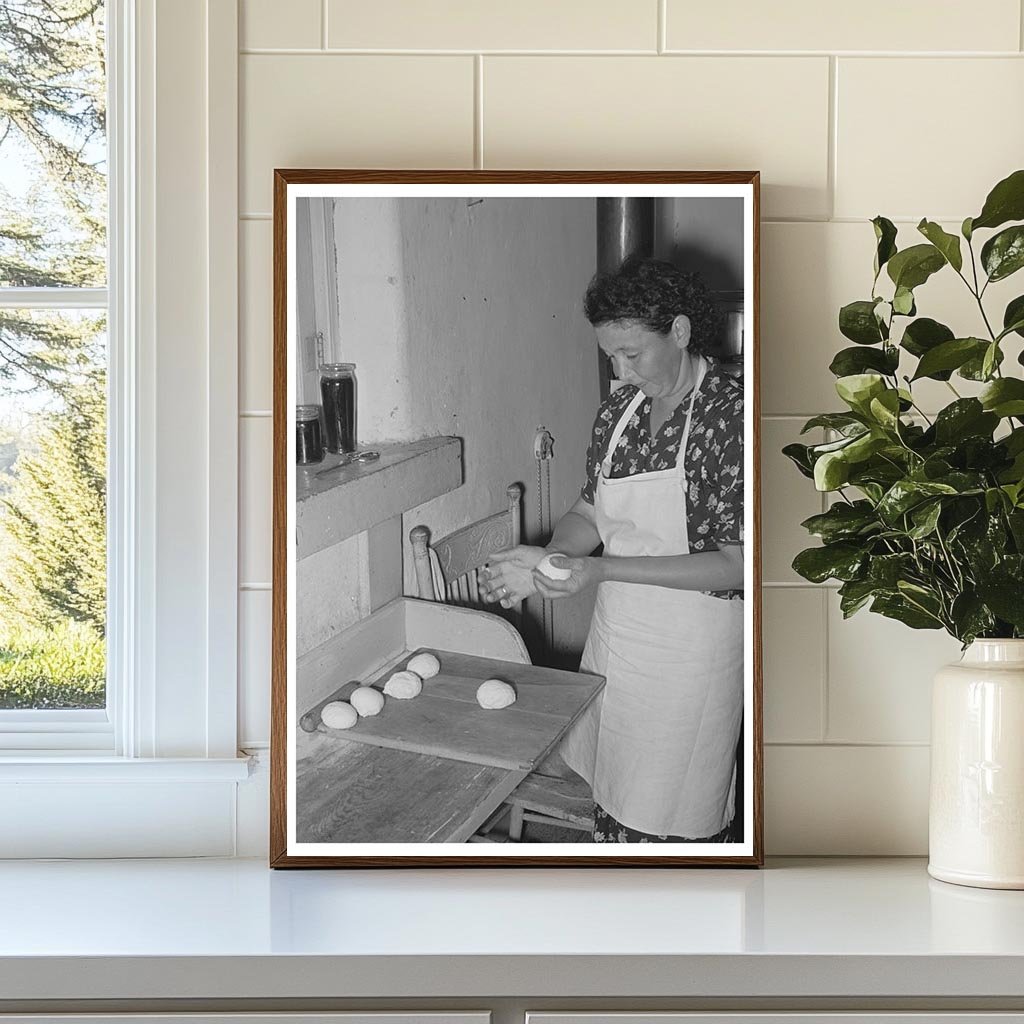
[409, 484, 523, 624]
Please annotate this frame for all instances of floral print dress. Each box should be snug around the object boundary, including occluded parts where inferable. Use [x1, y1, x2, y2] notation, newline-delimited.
[580, 361, 745, 601]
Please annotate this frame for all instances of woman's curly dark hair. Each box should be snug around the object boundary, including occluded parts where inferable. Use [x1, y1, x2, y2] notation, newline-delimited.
[583, 256, 723, 359]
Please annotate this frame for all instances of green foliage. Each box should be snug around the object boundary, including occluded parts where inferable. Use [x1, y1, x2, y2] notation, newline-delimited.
[0, 619, 104, 709]
[0, 371, 106, 633]
[0, 2, 108, 705]
[787, 170, 1024, 644]
[1, 0, 106, 396]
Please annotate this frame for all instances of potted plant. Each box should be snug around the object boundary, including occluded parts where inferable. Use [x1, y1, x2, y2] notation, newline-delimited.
[785, 169, 1024, 889]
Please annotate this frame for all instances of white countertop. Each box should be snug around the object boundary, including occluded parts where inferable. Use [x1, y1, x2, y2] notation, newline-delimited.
[2, 857, 1024, 1002]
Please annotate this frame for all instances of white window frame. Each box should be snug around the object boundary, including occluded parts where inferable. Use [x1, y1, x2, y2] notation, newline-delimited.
[0, 0, 249, 857]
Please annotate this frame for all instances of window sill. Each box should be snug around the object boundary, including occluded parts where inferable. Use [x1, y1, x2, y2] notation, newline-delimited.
[296, 436, 463, 557]
[0, 754, 252, 782]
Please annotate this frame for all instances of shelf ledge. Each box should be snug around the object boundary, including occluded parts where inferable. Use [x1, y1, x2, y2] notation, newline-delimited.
[296, 437, 463, 558]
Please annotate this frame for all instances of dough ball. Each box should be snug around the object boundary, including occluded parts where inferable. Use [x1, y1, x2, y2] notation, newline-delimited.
[321, 700, 358, 730]
[407, 652, 441, 679]
[537, 553, 572, 581]
[350, 686, 385, 717]
[476, 678, 517, 710]
[383, 669, 423, 700]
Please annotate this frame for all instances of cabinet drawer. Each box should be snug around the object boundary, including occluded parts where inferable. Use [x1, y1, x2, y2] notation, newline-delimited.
[528, 1016, 1024, 1024]
[0, 1015, 489, 1024]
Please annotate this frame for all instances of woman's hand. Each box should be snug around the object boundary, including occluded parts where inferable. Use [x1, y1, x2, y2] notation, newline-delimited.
[480, 545, 547, 609]
[532, 555, 603, 600]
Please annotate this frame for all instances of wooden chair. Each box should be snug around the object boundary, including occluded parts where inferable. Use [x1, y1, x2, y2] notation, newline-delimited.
[409, 483, 524, 623]
[409, 483, 595, 842]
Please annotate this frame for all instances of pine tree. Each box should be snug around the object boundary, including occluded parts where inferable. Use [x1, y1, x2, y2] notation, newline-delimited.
[0, 0, 106, 396]
[0, 369, 105, 633]
[0, 1, 107, 661]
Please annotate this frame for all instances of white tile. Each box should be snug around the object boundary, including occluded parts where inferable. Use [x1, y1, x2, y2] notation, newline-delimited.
[240, 416, 272, 586]
[241, 0, 321, 49]
[827, 599, 962, 743]
[328, 0, 656, 51]
[762, 588, 825, 743]
[240, 219, 272, 412]
[765, 744, 929, 854]
[762, 221, 1024, 416]
[240, 55, 474, 214]
[760, 418, 824, 584]
[762, 222, 857, 417]
[836, 58, 1024, 220]
[239, 589, 272, 747]
[484, 56, 830, 219]
[666, 0, 1020, 52]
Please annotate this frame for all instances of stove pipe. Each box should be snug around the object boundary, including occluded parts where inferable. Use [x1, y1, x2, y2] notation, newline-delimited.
[595, 198, 656, 396]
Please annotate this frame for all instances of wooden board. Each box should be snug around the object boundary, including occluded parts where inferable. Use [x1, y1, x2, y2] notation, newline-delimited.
[304, 649, 604, 771]
[296, 729, 525, 843]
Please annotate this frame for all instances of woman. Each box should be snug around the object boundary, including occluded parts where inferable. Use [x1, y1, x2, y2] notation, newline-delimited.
[481, 256, 745, 843]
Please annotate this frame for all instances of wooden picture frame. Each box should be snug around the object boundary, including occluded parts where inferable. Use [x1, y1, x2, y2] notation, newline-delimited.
[271, 170, 763, 867]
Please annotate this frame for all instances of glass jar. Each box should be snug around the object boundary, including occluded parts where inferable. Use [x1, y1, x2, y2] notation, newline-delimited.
[319, 363, 357, 454]
[295, 404, 325, 465]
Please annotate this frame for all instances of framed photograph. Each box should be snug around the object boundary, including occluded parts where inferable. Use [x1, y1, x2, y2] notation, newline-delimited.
[270, 171, 762, 867]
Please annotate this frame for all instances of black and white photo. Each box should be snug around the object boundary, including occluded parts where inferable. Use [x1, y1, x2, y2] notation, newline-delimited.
[271, 171, 762, 867]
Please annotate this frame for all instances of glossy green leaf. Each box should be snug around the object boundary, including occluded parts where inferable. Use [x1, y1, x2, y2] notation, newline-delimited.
[908, 500, 943, 539]
[962, 216, 974, 241]
[917, 218, 963, 272]
[814, 450, 850, 491]
[800, 413, 866, 435]
[872, 216, 898, 277]
[911, 338, 988, 381]
[1002, 295, 1024, 340]
[839, 300, 886, 345]
[982, 341, 1001, 381]
[871, 594, 943, 630]
[971, 168, 1024, 232]
[979, 378, 1024, 418]
[900, 317, 955, 364]
[800, 501, 879, 543]
[877, 479, 958, 523]
[838, 578, 882, 618]
[792, 542, 866, 584]
[892, 286, 916, 316]
[829, 345, 899, 378]
[960, 344, 1004, 381]
[835, 373, 887, 412]
[782, 442, 814, 479]
[981, 225, 1024, 282]
[868, 553, 915, 587]
[933, 399, 999, 445]
[976, 578, 1024, 629]
[886, 244, 946, 291]
[950, 593, 996, 644]
[868, 389, 902, 430]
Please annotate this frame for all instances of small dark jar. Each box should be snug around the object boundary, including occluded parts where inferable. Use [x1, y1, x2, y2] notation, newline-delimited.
[319, 362, 357, 454]
[296, 404, 325, 465]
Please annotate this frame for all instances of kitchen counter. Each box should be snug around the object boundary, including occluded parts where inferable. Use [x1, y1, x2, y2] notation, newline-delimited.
[2, 857, 1024, 1009]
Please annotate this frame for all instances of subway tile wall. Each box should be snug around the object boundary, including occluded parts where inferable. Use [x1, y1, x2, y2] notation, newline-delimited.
[236, 0, 1024, 854]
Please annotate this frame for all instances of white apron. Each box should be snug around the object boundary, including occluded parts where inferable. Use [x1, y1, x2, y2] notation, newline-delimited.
[561, 361, 745, 838]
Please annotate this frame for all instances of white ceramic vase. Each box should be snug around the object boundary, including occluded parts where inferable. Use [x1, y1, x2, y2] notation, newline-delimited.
[929, 639, 1024, 889]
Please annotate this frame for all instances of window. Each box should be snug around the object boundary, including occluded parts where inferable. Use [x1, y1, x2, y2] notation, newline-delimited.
[0, 0, 110, 746]
[0, 0, 245, 856]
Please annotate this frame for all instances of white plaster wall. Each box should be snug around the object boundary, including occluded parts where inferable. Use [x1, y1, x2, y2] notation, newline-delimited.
[333, 197, 599, 660]
[236, 0, 1024, 856]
